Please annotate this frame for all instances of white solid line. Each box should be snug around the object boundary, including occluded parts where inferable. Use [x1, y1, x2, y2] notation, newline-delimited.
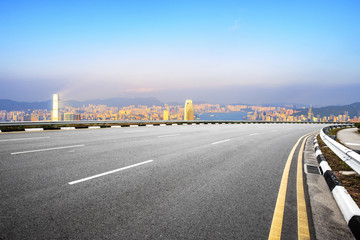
[346, 143, 360, 146]
[0, 137, 50, 142]
[11, 144, 85, 155]
[272, 130, 278, 132]
[212, 139, 231, 145]
[158, 134, 180, 138]
[68, 160, 154, 185]
[249, 133, 259, 136]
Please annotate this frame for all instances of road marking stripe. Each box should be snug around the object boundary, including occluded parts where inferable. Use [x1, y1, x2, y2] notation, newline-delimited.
[68, 160, 153, 185]
[158, 134, 180, 138]
[11, 144, 85, 155]
[297, 136, 311, 239]
[211, 139, 231, 145]
[0, 137, 50, 142]
[268, 134, 306, 239]
[123, 130, 147, 133]
[249, 133, 259, 136]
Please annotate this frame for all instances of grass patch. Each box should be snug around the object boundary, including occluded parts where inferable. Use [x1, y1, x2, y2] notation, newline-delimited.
[317, 135, 360, 206]
[337, 173, 360, 205]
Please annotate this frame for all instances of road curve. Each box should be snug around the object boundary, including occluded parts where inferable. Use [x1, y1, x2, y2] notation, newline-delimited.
[0, 123, 324, 239]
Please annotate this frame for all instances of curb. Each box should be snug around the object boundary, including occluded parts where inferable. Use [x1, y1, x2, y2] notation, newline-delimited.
[314, 136, 360, 239]
[61, 127, 76, 130]
[25, 128, 44, 131]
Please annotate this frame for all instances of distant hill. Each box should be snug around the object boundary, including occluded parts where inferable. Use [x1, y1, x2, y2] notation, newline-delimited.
[260, 103, 309, 108]
[295, 102, 360, 118]
[0, 97, 165, 111]
[63, 97, 164, 108]
[165, 100, 208, 105]
[0, 99, 52, 111]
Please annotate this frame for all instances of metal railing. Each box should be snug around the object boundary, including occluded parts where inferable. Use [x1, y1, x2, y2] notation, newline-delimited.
[320, 125, 360, 174]
[0, 120, 343, 130]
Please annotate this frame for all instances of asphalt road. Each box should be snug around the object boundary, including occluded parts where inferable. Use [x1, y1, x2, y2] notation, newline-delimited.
[0, 123, 325, 239]
[337, 127, 360, 151]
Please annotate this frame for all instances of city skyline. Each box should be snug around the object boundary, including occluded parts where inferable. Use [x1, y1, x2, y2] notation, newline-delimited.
[1, 1, 359, 105]
[1, 93, 359, 123]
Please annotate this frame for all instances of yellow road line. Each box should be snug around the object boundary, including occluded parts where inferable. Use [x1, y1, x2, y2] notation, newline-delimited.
[268, 133, 312, 240]
[297, 136, 310, 240]
[268, 135, 304, 239]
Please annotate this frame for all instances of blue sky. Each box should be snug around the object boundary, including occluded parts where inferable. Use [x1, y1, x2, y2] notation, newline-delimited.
[0, 0, 359, 105]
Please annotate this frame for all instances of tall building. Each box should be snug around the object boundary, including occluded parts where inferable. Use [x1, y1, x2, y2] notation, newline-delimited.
[52, 94, 59, 121]
[163, 110, 169, 120]
[307, 105, 314, 121]
[184, 99, 194, 120]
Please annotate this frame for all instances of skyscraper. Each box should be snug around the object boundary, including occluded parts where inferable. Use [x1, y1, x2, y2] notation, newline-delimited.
[308, 105, 314, 121]
[184, 99, 194, 120]
[52, 94, 59, 121]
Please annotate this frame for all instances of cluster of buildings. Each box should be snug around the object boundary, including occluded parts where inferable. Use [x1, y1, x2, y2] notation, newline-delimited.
[245, 106, 355, 122]
[0, 94, 359, 123]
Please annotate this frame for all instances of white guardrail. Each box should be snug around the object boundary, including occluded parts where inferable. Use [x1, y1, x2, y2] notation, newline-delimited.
[320, 126, 360, 174]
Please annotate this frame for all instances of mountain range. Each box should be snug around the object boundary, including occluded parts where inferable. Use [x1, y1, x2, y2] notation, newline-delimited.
[0, 97, 164, 111]
[295, 102, 360, 118]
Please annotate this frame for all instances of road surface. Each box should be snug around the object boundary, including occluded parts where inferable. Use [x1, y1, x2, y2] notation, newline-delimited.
[1, 123, 324, 239]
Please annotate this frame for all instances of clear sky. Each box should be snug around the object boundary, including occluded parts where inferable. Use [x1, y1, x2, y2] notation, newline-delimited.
[0, 0, 359, 105]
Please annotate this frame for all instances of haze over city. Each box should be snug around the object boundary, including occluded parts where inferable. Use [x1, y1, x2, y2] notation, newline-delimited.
[0, 0, 359, 105]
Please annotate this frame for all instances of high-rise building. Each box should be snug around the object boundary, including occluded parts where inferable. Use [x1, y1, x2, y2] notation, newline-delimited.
[308, 105, 314, 121]
[163, 110, 169, 120]
[184, 99, 194, 120]
[52, 94, 59, 121]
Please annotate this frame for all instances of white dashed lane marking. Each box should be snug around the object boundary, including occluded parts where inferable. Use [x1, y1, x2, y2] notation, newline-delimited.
[11, 144, 85, 155]
[0, 137, 50, 142]
[68, 160, 154, 185]
[158, 134, 181, 138]
[212, 139, 231, 145]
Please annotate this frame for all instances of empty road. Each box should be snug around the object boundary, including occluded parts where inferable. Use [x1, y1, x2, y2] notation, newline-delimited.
[1, 123, 325, 239]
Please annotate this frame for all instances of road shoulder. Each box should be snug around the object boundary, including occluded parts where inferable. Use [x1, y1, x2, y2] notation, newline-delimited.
[304, 135, 354, 239]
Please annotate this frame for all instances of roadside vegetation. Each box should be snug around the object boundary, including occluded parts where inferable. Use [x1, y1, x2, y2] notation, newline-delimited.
[354, 123, 360, 133]
[317, 135, 360, 206]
